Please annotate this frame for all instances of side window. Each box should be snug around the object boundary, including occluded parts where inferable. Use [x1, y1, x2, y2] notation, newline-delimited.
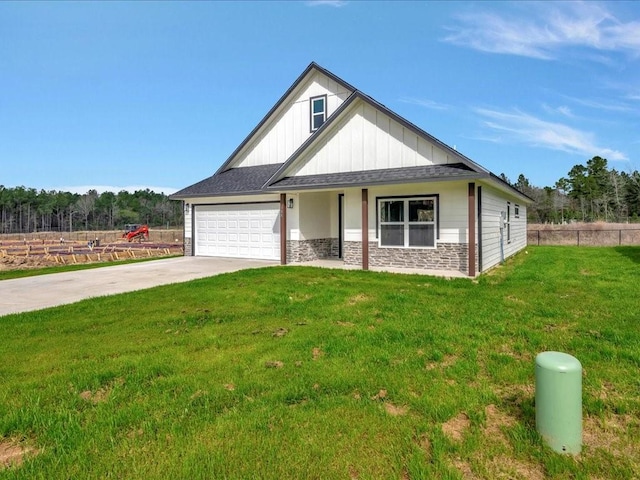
[515, 204, 520, 218]
[310, 95, 327, 132]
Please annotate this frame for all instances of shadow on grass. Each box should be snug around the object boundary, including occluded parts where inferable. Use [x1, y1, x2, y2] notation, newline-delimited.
[613, 246, 640, 264]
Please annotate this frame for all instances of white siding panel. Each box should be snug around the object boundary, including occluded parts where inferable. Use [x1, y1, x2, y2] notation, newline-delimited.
[388, 118, 404, 167]
[375, 113, 390, 170]
[402, 130, 417, 167]
[363, 103, 377, 168]
[433, 146, 448, 165]
[351, 106, 364, 171]
[480, 185, 527, 272]
[291, 99, 451, 177]
[417, 138, 432, 164]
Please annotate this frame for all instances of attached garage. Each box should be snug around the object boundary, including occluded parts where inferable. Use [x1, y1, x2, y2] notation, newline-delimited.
[194, 203, 280, 260]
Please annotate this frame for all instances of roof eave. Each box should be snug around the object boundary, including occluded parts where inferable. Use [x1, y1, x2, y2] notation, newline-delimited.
[170, 189, 271, 200]
[266, 172, 486, 192]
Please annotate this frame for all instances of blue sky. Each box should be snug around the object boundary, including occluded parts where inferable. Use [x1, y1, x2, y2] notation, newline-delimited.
[1, 1, 639, 194]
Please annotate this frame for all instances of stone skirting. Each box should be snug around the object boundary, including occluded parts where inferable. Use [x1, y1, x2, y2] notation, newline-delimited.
[287, 238, 339, 263]
[344, 241, 470, 274]
[184, 237, 193, 256]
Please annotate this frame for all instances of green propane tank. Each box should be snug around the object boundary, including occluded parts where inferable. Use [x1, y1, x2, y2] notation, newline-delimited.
[535, 351, 582, 454]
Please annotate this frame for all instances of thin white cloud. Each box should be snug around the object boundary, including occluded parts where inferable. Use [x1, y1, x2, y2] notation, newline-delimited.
[59, 185, 178, 195]
[305, 0, 348, 7]
[542, 103, 575, 118]
[399, 97, 451, 111]
[474, 107, 628, 161]
[561, 94, 634, 113]
[443, 2, 640, 60]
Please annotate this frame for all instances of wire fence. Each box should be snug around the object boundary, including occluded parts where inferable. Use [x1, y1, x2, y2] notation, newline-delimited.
[527, 229, 640, 246]
[0, 229, 184, 244]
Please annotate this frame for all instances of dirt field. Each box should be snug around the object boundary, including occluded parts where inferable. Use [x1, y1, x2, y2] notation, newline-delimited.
[0, 229, 184, 271]
[527, 222, 640, 246]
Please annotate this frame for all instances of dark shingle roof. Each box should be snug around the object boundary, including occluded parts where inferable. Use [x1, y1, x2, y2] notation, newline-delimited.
[267, 163, 481, 190]
[171, 164, 283, 198]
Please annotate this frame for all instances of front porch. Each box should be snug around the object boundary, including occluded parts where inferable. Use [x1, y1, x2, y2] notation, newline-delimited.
[280, 182, 478, 277]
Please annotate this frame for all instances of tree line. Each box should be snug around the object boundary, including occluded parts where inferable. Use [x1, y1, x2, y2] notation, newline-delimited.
[502, 156, 640, 224]
[0, 186, 183, 234]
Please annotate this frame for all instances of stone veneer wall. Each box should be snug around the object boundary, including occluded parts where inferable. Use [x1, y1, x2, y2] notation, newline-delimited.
[287, 238, 339, 263]
[184, 237, 193, 256]
[343, 241, 472, 274]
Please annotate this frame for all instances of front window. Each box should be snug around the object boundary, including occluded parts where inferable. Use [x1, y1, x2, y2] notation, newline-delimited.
[379, 197, 436, 248]
[310, 95, 327, 131]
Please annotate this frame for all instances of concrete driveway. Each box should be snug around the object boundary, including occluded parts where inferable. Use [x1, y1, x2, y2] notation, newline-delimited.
[0, 257, 278, 317]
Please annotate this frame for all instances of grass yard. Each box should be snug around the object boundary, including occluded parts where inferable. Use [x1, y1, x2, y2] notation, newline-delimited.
[0, 246, 638, 479]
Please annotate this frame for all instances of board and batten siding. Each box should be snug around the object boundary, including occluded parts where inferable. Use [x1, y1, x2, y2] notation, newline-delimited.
[233, 71, 352, 169]
[480, 185, 527, 272]
[288, 99, 456, 177]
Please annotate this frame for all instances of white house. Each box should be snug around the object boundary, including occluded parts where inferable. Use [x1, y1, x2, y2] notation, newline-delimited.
[171, 63, 531, 276]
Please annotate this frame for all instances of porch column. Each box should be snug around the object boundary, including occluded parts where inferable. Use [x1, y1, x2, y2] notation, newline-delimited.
[280, 193, 287, 265]
[468, 183, 476, 277]
[362, 188, 369, 271]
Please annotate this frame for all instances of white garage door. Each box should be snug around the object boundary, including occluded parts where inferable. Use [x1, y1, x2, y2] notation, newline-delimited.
[194, 203, 280, 260]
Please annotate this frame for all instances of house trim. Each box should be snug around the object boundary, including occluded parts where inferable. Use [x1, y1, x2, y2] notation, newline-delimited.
[477, 186, 483, 272]
[280, 194, 287, 265]
[309, 94, 328, 132]
[362, 188, 369, 270]
[468, 182, 476, 277]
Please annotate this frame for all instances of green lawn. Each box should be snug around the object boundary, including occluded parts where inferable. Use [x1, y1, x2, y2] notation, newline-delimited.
[0, 246, 638, 479]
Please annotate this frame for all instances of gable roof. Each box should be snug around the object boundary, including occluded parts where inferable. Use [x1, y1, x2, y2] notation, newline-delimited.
[172, 62, 532, 203]
[263, 91, 492, 187]
[213, 62, 356, 176]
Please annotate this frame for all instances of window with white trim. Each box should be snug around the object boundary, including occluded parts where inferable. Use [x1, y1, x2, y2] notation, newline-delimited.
[379, 197, 436, 248]
[515, 204, 520, 218]
[310, 95, 327, 131]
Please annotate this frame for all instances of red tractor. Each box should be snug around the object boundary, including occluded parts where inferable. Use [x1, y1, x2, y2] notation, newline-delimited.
[122, 224, 149, 242]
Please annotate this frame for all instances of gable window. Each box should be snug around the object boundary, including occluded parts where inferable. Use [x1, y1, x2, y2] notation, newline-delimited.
[379, 197, 436, 248]
[310, 95, 327, 132]
[515, 204, 520, 218]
